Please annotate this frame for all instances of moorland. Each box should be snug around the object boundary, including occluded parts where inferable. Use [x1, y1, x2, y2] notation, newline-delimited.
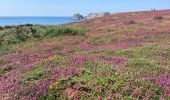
[0, 10, 170, 100]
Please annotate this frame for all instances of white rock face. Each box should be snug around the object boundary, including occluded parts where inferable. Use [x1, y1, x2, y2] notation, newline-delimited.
[86, 12, 111, 19]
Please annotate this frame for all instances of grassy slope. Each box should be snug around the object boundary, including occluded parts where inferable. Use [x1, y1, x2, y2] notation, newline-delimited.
[0, 10, 170, 100]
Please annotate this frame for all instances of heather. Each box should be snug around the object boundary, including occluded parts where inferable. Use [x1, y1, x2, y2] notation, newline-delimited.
[0, 10, 170, 100]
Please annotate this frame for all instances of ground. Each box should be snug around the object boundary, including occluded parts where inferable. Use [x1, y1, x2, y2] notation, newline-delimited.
[0, 10, 170, 100]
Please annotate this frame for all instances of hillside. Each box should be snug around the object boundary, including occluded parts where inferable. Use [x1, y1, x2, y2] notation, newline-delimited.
[0, 10, 170, 99]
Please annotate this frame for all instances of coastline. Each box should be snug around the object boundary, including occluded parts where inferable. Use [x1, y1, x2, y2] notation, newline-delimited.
[0, 16, 79, 26]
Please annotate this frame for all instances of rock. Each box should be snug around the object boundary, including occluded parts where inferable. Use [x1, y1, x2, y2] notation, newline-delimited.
[73, 12, 111, 20]
[86, 12, 111, 19]
[73, 13, 84, 20]
[86, 13, 98, 19]
[98, 12, 110, 17]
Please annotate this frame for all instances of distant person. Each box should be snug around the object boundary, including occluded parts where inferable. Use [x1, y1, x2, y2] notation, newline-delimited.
[151, 9, 156, 11]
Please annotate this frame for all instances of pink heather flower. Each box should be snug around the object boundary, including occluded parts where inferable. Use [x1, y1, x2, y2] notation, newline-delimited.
[73, 56, 85, 64]
[155, 73, 170, 97]
[97, 96, 103, 100]
[38, 54, 51, 58]
[166, 91, 170, 97]
[81, 43, 93, 50]
[20, 57, 38, 63]
[127, 81, 131, 87]
[2, 60, 19, 68]
[41, 44, 57, 51]
[160, 96, 165, 100]
[131, 88, 142, 96]
[0, 52, 17, 60]
[106, 93, 113, 100]
[21, 64, 32, 69]
[112, 42, 128, 50]
[112, 56, 127, 65]
[132, 28, 170, 37]
[156, 73, 170, 89]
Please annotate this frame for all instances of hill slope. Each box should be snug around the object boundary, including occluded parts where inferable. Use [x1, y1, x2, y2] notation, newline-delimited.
[0, 10, 170, 99]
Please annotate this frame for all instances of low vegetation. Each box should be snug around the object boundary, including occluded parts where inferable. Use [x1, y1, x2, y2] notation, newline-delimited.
[154, 15, 163, 20]
[0, 24, 85, 45]
[0, 10, 170, 100]
[127, 20, 136, 24]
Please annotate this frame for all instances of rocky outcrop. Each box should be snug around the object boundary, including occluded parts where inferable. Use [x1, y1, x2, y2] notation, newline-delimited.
[86, 12, 111, 19]
[73, 13, 84, 20]
[73, 12, 111, 20]
[98, 12, 111, 17]
[86, 13, 98, 19]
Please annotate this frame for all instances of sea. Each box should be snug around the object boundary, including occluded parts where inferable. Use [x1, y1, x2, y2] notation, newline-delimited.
[0, 17, 79, 26]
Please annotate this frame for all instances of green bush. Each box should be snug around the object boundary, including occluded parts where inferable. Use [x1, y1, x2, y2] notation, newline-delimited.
[4, 25, 13, 29]
[0, 45, 15, 56]
[127, 20, 136, 24]
[154, 15, 163, 20]
[20, 65, 45, 84]
[41, 78, 69, 100]
[0, 25, 85, 46]
[1, 35, 20, 45]
[46, 27, 85, 37]
[0, 26, 3, 30]
[79, 85, 92, 92]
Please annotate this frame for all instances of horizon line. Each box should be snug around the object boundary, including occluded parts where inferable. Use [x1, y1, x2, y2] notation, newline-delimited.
[0, 9, 170, 17]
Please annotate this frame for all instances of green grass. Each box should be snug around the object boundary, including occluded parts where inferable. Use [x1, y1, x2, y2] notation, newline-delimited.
[19, 55, 67, 84]
[0, 68, 6, 74]
[0, 25, 85, 46]
[41, 62, 126, 99]
[20, 65, 46, 84]
[41, 61, 168, 99]
[0, 65, 18, 75]
[0, 45, 15, 56]
[112, 45, 155, 58]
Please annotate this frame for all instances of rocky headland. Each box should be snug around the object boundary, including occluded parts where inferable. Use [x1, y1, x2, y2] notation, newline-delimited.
[73, 12, 111, 20]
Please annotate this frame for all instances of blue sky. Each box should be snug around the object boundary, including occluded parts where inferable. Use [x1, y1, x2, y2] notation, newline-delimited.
[0, 0, 170, 16]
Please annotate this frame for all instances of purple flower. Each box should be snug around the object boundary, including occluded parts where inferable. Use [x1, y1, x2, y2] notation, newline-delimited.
[155, 73, 170, 97]
[73, 56, 86, 64]
[156, 73, 170, 89]
[112, 42, 128, 50]
[21, 64, 32, 69]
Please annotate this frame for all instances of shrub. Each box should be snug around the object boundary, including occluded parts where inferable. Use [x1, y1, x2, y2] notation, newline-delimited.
[79, 85, 92, 92]
[22, 24, 33, 27]
[154, 15, 163, 20]
[0, 68, 6, 74]
[82, 68, 91, 75]
[127, 20, 136, 24]
[0, 46, 15, 56]
[127, 58, 152, 68]
[0, 25, 85, 46]
[4, 25, 12, 29]
[46, 27, 85, 37]
[0, 65, 17, 75]
[20, 65, 45, 84]
[1, 35, 20, 45]
[42, 78, 69, 99]
[0, 26, 3, 30]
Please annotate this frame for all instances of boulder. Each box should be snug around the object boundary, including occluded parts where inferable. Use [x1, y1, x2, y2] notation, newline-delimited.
[73, 13, 84, 20]
[86, 12, 111, 19]
[98, 12, 110, 17]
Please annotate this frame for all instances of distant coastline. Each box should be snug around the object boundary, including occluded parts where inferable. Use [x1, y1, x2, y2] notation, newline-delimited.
[0, 16, 79, 26]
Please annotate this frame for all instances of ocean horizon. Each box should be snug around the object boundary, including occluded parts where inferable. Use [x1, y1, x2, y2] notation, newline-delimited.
[0, 16, 79, 26]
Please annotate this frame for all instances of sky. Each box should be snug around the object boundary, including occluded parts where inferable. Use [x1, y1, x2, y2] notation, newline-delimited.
[0, 0, 170, 16]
